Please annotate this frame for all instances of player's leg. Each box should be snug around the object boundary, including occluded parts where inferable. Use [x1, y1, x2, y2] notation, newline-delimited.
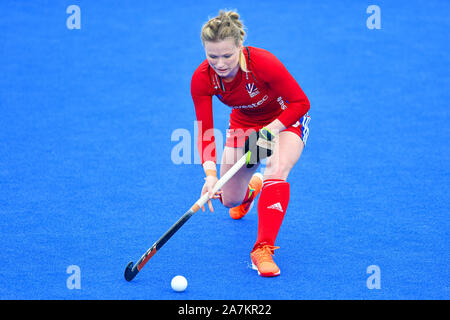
[264, 130, 304, 180]
[228, 170, 264, 219]
[251, 130, 304, 276]
[219, 145, 260, 208]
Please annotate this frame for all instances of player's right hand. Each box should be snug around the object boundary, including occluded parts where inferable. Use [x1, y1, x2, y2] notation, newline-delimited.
[200, 175, 222, 212]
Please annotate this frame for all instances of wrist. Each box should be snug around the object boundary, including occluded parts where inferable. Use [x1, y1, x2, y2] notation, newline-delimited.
[264, 119, 285, 135]
[203, 160, 217, 177]
[204, 169, 217, 177]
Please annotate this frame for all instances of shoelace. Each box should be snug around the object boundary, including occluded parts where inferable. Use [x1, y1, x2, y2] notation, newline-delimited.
[253, 245, 280, 263]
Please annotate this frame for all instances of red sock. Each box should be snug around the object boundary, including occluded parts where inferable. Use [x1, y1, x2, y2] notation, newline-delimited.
[255, 179, 290, 247]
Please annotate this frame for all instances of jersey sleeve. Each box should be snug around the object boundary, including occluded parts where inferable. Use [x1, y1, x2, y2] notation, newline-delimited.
[191, 64, 217, 164]
[251, 48, 310, 128]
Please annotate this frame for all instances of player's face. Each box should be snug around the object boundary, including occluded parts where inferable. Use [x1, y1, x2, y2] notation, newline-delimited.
[204, 38, 242, 80]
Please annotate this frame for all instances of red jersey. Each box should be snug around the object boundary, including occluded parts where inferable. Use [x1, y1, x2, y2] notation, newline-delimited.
[191, 46, 310, 164]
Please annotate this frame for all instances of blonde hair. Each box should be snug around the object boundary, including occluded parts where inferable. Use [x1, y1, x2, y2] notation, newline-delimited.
[201, 10, 248, 72]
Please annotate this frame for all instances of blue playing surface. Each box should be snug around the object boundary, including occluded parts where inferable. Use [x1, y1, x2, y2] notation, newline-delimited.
[0, 0, 449, 300]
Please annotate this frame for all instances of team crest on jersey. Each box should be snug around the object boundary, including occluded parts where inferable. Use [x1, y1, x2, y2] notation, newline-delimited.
[245, 83, 260, 98]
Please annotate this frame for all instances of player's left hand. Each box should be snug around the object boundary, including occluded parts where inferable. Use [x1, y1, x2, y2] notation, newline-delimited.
[244, 127, 276, 168]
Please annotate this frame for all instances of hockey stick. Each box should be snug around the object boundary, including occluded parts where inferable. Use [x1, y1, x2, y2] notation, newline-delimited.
[124, 153, 248, 281]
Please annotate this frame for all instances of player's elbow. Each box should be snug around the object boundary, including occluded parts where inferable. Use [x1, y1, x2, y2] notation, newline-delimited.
[303, 97, 310, 113]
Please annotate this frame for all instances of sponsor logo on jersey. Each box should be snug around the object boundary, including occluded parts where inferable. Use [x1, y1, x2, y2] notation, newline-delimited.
[230, 94, 269, 110]
[277, 96, 287, 110]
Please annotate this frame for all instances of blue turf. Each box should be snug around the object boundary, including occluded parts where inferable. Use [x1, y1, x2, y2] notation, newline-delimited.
[0, 0, 449, 299]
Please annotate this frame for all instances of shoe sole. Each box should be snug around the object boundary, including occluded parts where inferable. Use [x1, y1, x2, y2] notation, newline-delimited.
[230, 199, 254, 220]
[251, 262, 281, 277]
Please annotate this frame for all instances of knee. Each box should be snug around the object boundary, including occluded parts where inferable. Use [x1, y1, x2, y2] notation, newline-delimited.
[264, 161, 292, 180]
[221, 194, 245, 208]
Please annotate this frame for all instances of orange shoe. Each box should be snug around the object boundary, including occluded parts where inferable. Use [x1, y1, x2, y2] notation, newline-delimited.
[250, 242, 281, 277]
[229, 173, 263, 220]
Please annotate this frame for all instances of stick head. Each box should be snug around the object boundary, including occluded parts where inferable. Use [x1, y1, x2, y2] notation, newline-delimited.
[124, 261, 139, 281]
